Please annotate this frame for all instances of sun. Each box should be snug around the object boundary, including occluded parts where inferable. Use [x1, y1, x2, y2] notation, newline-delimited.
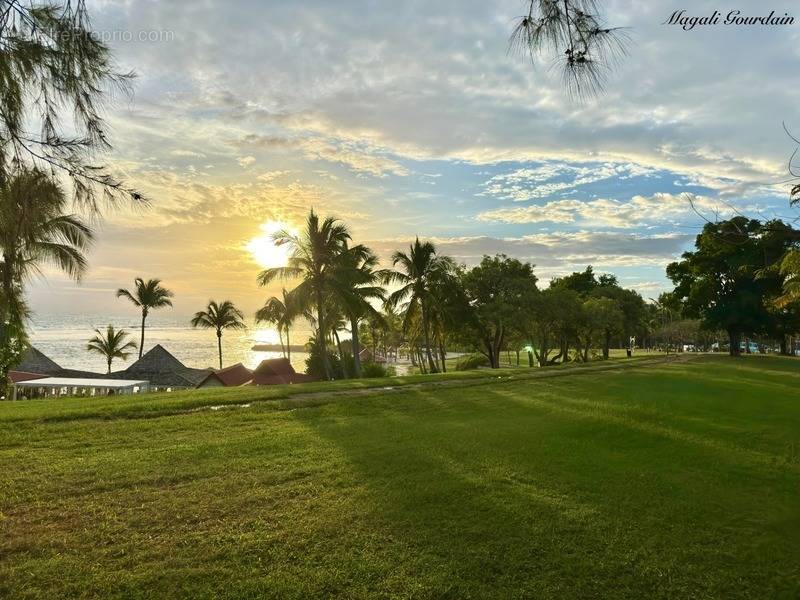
[246, 221, 295, 269]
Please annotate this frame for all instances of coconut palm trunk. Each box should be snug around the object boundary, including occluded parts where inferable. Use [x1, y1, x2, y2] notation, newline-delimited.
[316, 289, 331, 379]
[421, 302, 437, 373]
[286, 325, 291, 362]
[217, 330, 223, 369]
[350, 316, 362, 377]
[333, 329, 347, 378]
[276, 326, 285, 359]
[117, 279, 174, 359]
[139, 311, 147, 358]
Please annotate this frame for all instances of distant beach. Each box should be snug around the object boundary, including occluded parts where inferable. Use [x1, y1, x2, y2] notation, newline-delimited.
[29, 314, 313, 374]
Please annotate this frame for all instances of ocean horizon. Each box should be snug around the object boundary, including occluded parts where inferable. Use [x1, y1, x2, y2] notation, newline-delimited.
[28, 314, 314, 374]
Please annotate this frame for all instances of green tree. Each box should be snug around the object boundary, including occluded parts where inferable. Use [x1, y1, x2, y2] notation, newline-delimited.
[774, 249, 800, 308]
[552, 265, 643, 358]
[116, 278, 174, 359]
[526, 287, 581, 367]
[667, 217, 798, 356]
[87, 325, 137, 374]
[427, 259, 467, 372]
[387, 238, 450, 374]
[593, 286, 644, 358]
[331, 246, 386, 378]
[255, 289, 297, 361]
[577, 297, 623, 362]
[1, 1, 141, 206]
[257, 210, 354, 380]
[0, 169, 93, 389]
[461, 255, 538, 368]
[191, 300, 246, 370]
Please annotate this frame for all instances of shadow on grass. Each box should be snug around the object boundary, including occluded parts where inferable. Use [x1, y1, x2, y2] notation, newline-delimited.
[296, 375, 794, 597]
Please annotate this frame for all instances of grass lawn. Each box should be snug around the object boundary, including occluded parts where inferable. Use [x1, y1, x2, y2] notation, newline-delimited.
[1, 355, 799, 598]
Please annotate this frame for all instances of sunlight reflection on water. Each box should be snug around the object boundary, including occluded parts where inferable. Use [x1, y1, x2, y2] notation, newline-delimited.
[29, 315, 312, 373]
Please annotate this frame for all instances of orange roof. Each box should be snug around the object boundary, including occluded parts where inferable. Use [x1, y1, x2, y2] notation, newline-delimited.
[211, 363, 253, 387]
[249, 372, 317, 386]
[8, 371, 49, 383]
[253, 358, 296, 377]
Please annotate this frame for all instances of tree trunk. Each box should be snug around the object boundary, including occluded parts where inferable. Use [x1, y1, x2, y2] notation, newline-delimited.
[420, 302, 438, 373]
[217, 331, 223, 369]
[485, 340, 495, 369]
[139, 311, 147, 358]
[350, 316, 362, 377]
[490, 326, 505, 369]
[286, 325, 291, 363]
[537, 333, 549, 367]
[603, 329, 611, 360]
[729, 330, 741, 357]
[107, 359, 112, 374]
[315, 289, 331, 379]
[333, 329, 348, 378]
[0, 253, 13, 398]
[780, 335, 789, 356]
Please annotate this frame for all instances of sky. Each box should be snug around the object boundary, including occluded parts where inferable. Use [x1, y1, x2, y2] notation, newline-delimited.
[26, 0, 800, 319]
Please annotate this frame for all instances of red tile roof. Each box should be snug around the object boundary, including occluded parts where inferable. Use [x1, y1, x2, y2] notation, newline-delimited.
[210, 362, 253, 387]
[8, 371, 48, 383]
[248, 359, 317, 385]
[253, 358, 296, 377]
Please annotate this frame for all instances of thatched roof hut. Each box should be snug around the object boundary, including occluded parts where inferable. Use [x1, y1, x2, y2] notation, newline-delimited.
[16, 347, 62, 375]
[115, 344, 212, 389]
[10, 347, 106, 382]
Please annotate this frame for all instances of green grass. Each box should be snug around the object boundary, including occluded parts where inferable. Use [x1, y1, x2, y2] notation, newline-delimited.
[1, 355, 799, 598]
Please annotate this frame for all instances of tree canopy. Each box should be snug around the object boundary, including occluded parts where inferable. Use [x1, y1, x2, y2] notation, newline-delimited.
[667, 217, 800, 355]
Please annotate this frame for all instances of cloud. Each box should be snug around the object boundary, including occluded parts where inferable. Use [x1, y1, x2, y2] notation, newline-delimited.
[480, 162, 661, 201]
[365, 230, 692, 273]
[477, 193, 732, 228]
[27, 0, 796, 315]
[170, 149, 206, 158]
[238, 134, 409, 177]
[95, 0, 796, 198]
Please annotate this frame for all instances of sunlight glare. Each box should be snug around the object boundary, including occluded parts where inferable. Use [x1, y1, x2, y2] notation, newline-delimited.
[246, 221, 295, 268]
[252, 328, 280, 345]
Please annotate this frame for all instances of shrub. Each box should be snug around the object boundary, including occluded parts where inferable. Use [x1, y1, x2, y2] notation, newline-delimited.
[304, 338, 344, 379]
[455, 353, 490, 371]
[361, 361, 396, 378]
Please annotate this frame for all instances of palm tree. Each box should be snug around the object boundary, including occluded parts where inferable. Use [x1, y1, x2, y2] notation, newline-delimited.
[0, 169, 93, 389]
[116, 278, 174, 358]
[255, 288, 296, 361]
[386, 238, 449, 374]
[191, 300, 246, 369]
[331, 245, 386, 377]
[87, 325, 138, 374]
[257, 210, 352, 380]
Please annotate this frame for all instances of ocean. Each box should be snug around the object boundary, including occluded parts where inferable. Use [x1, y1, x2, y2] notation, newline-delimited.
[28, 314, 314, 374]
